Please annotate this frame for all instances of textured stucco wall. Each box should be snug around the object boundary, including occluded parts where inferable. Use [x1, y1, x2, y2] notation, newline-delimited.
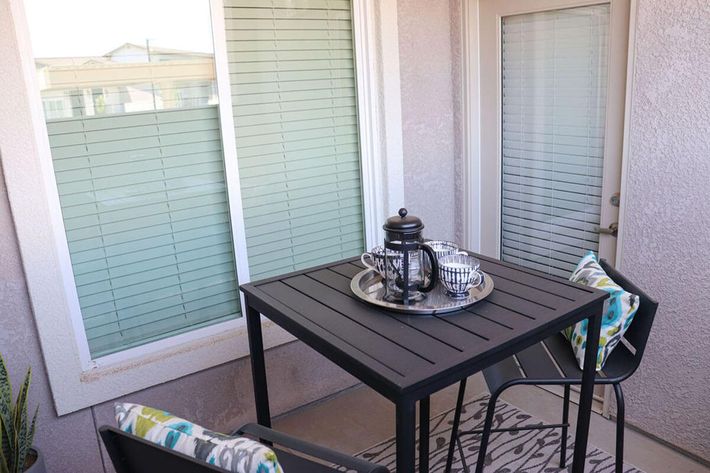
[0, 0, 357, 471]
[398, 0, 463, 243]
[618, 0, 710, 461]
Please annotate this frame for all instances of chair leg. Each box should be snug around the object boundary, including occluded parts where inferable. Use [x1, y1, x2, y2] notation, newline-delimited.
[474, 392, 499, 473]
[560, 384, 570, 468]
[613, 383, 625, 473]
[445, 378, 468, 473]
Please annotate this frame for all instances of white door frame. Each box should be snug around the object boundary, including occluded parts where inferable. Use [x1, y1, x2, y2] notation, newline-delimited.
[461, 0, 637, 267]
[353, 0, 406, 249]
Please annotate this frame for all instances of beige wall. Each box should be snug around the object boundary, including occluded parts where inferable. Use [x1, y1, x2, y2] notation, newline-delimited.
[398, 0, 464, 243]
[617, 0, 710, 461]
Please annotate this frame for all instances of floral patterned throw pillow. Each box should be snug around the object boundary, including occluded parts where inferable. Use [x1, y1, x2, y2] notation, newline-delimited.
[115, 403, 283, 473]
[563, 252, 640, 371]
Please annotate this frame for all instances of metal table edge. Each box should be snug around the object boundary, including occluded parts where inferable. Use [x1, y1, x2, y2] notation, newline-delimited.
[239, 259, 609, 401]
[398, 297, 609, 399]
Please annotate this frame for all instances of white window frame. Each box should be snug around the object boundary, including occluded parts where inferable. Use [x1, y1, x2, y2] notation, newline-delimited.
[3, 0, 403, 415]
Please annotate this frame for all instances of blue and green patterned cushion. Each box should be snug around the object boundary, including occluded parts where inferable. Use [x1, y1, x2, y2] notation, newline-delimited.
[115, 403, 283, 473]
[563, 252, 640, 371]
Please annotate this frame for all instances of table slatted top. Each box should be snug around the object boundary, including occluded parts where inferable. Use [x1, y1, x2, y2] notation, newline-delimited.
[240, 254, 607, 400]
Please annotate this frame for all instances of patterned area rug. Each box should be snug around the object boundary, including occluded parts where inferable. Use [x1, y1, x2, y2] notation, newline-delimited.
[357, 394, 645, 472]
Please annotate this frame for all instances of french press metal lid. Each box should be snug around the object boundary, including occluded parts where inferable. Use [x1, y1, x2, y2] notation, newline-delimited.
[383, 208, 425, 236]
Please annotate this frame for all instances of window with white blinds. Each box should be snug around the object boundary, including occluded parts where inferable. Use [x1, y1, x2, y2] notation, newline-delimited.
[26, 0, 240, 358]
[224, 0, 365, 280]
[500, 4, 610, 278]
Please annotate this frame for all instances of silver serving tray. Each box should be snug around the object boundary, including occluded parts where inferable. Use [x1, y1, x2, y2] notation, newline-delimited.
[350, 269, 494, 315]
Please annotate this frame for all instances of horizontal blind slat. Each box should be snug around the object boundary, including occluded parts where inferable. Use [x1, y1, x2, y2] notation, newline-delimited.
[225, 7, 351, 20]
[226, 39, 354, 53]
[83, 279, 239, 326]
[226, 0, 364, 280]
[225, 28, 352, 41]
[89, 311, 236, 358]
[226, 0, 351, 9]
[46, 106, 240, 356]
[500, 4, 609, 277]
[502, 222, 598, 251]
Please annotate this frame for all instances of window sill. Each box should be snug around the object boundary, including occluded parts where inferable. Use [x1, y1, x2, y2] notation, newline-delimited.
[62, 319, 294, 415]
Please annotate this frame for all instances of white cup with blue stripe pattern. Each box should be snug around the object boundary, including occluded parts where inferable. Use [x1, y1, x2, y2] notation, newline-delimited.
[438, 254, 483, 298]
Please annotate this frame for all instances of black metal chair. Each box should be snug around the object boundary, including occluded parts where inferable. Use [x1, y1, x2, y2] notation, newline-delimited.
[100, 423, 389, 473]
[444, 260, 658, 473]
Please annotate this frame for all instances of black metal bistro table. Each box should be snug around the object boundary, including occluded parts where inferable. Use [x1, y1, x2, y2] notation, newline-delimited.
[241, 254, 608, 473]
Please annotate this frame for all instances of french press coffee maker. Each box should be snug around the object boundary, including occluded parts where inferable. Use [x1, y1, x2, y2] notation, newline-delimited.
[382, 208, 439, 304]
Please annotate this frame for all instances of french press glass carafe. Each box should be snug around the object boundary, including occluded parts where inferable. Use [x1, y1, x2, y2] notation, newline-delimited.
[382, 208, 439, 304]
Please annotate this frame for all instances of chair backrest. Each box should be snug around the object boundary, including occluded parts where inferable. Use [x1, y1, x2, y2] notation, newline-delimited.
[100, 426, 228, 473]
[599, 259, 659, 376]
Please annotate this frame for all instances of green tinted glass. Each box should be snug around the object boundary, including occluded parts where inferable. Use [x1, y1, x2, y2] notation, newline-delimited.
[225, 0, 365, 281]
[27, 0, 240, 357]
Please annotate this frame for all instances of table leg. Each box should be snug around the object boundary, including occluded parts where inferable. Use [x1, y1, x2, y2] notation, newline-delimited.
[396, 399, 416, 473]
[246, 303, 271, 428]
[572, 309, 603, 472]
[419, 396, 430, 473]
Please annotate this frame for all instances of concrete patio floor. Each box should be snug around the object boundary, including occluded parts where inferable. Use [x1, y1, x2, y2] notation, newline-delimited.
[274, 373, 709, 473]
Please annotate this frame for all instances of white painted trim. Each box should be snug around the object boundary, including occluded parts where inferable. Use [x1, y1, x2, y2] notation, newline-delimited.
[353, 0, 405, 249]
[491, 12, 504, 259]
[4, 0, 92, 387]
[460, 0, 481, 252]
[596, 0, 631, 267]
[614, 0, 637, 270]
[352, 0, 382, 249]
[68, 319, 294, 414]
[209, 0, 252, 294]
[9, 0, 95, 372]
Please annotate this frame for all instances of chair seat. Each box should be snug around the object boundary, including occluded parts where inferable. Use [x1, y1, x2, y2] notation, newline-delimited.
[483, 333, 636, 395]
[446, 260, 658, 473]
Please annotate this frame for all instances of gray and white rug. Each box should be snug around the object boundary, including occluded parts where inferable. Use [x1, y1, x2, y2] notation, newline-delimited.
[357, 394, 644, 472]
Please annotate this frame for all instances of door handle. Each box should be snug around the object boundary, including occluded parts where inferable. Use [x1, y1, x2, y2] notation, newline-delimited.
[598, 222, 618, 237]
